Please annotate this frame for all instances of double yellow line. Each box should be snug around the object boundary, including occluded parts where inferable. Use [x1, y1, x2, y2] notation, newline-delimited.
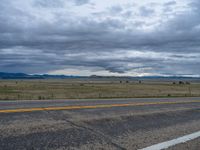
[0, 100, 199, 114]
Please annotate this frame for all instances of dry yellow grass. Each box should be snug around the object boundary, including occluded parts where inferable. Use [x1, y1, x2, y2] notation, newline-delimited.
[0, 79, 199, 100]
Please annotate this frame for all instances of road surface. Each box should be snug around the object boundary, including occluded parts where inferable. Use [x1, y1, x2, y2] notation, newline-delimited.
[0, 97, 200, 150]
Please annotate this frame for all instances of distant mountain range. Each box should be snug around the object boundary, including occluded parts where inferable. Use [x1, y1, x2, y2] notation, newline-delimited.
[0, 72, 82, 79]
[0, 72, 200, 80]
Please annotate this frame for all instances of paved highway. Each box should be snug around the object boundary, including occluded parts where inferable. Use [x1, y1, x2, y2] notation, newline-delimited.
[0, 97, 200, 150]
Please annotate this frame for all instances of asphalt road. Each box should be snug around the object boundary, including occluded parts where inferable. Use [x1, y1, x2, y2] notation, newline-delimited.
[0, 97, 200, 150]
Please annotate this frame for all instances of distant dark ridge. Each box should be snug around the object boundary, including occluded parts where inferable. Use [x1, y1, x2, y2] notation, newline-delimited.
[0, 72, 33, 79]
[0, 72, 83, 79]
[89, 75, 200, 79]
[0, 72, 199, 80]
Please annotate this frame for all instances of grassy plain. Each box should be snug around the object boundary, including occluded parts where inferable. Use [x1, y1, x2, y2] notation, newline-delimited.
[0, 79, 200, 100]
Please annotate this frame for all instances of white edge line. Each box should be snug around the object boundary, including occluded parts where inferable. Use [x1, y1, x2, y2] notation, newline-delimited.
[140, 131, 200, 150]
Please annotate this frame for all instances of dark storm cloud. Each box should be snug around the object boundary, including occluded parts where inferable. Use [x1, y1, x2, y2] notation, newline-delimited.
[109, 5, 123, 13]
[0, 0, 200, 76]
[33, 0, 64, 8]
[34, 0, 89, 7]
[71, 0, 90, 5]
[139, 6, 155, 17]
[164, 1, 177, 6]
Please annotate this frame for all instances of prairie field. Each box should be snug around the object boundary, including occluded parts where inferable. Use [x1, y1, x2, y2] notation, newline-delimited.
[0, 79, 200, 100]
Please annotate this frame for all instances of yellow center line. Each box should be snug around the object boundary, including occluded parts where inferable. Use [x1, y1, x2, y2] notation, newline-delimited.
[0, 100, 200, 113]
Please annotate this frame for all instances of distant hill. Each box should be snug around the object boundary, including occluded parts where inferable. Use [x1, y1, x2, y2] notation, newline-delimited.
[0, 72, 199, 80]
[89, 75, 200, 81]
[0, 72, 82, 79]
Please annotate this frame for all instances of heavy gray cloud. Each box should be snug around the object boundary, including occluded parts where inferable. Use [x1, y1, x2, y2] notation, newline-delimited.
[0, 0, 200, 76]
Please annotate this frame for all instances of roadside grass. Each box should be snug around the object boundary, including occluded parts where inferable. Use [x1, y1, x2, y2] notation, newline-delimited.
[0, 79, 200, 100]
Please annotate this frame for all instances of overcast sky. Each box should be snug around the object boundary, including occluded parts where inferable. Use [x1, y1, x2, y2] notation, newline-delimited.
[0, 0, 200, 76]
